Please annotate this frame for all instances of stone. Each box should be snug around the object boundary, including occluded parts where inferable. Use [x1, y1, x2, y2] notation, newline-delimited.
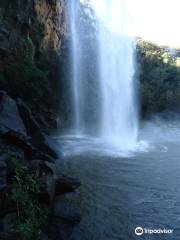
[38, 232, 49, 240]
[29, 160, 55, 175]
[17, 99, 59, 160]
[1, 130, 35, 156]
[55, 176, 80, 195]
[36, 141, 59, 160]
[44, 174, 56, 203]
[17, 99, 45, 142]
[0, 130, 56, 162]
[0, 93, 26, 135]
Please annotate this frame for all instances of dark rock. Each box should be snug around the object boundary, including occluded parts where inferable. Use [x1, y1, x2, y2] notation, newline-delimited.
[38, 173, 56, 205]
[0, 188, 16, 216]
[17, 99, 45, 142]
[17, 99, 59, 159]
[29, 160, 55, 176]
[44, 135, 62, 158]
[0, 93, 59, 162]
[36, 141, 59, 160]
[32, 161, 57, 204]
[1, 130, 35, 156]
[42, 174, 56, 203]
[0, 91, 7, 103]
[0, 155, 7, 191]
[1, 130, 56, 162]
[0, 93, 26, 135]
[2, 213, 16, 234]
[34, 152, 55, 163]
[38, 232, 49, 240]
[55, 176, 80, 195]
[0, 232, 12, 240]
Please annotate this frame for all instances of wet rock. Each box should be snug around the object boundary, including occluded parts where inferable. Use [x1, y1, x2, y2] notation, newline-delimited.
[31, 161, 57, 204]
[44, 135, 62, 158]
[17, 99, 58, 154]
[17, 99, 59, 159]
[1, 130, 56, 162]
[0, 94, 59, 161]
[29, 160, 55, 176]
[55, 176, 80, 195]
[34, 151, 55, 163]
[17, 99, 45, 142]
[0, 93, 26, 135]
[1, 130, 35, 156]
[36, 141, 59, 160]
[44, 174, 56, 203]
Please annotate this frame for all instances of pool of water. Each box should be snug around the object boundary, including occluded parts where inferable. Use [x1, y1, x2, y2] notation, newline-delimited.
[55, 121, 180, 240]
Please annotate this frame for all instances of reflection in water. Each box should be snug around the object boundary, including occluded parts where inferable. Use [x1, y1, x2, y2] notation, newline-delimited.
[56, 122, 180, 240]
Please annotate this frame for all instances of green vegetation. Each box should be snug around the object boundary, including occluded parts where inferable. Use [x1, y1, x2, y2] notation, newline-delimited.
[23, 35, 36, 64]
[0, 33, 60, 127]
[11, 161, 48, 240]
[137, 39, 180, 117]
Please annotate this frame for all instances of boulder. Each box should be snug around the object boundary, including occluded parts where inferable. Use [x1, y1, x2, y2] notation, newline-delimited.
[0, 92, 26, 135]
[42, 174, 56, 204]
[0, 94, 59, 161]
[1, 130, 56, 162]
[35, 141, 59, 160]
[29, 160, 55, 176]
[1, 130, 35, 156]
[55, 176, 80, 195]
[17, 99, 44, 142]
[17, 99, 59, 159]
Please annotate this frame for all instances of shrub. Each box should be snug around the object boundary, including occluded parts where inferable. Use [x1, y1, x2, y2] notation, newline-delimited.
[11, 161, 48, 240]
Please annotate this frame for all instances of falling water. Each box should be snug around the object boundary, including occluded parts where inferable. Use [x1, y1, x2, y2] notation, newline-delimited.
[69, 0, 138, 150]
[69, 1, 81, 132]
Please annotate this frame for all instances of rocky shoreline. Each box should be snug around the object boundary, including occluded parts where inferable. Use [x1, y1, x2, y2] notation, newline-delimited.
[0, 91, 81, 240]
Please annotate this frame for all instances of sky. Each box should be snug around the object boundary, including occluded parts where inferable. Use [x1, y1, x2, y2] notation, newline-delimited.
[87, 0, 180, 47]
[128, 0, 180, 47]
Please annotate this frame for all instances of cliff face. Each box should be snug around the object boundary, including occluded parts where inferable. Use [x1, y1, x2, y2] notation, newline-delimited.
[0, 0, 67, 57]
[35, 0, 68, 50]
[0, 0, 69, 129]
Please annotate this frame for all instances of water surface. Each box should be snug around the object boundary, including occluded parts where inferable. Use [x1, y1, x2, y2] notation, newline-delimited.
[56, 122, 180, 240]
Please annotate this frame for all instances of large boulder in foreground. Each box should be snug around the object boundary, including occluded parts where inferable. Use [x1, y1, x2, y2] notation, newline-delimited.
[17, 99, 59, 159]
[0, 92, 59, 160]
[0, 92, 26, 135]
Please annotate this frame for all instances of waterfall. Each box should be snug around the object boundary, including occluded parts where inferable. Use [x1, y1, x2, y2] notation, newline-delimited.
[69, 1, 81, 133]
[69, 0, 138, 150]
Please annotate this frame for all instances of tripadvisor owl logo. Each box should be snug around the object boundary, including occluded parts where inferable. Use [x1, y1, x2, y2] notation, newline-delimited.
[135, 227, 144, 236]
